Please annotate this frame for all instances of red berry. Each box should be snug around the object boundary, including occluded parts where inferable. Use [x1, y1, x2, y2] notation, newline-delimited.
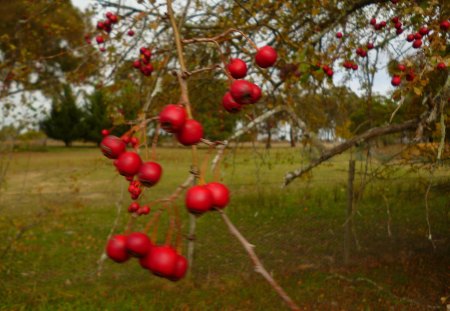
[132, 60, 141, 69]
[394, 22, 402, 29]
[406, 34, 414, 42]
[138, 162, 162, 187]
[367, 43, 374, 50]
[106, 12, 113, 19]
[391, 75, 401, 86]
[250, 83, 262, 104]
[176, 119, 203, 146]
[108, 14, 118, 24]
[222, 92, 242, 113]
[406, 72, 415, 82]
[106, 235, 130, 263]
[138, 205, 150, 215]
[398, 64, 406, 71]
[128, 30, 135, 36]
[391, 17, 399, 24]
[140, 64, 153, 76]
[375, 23, 382, 31]
[140, 245, 177, 278]
[96, 36, 104, 44]
[227, 58, 247, 79]
[440, 20, 450, 31]
[437, 62, 446, 70]
[185, 185, 213, 214]
[100, 135, 126, 159]
[205, 182, 230, 209]
[130, 137, 139, 147]
[230, 80, 254, 105]
[370, 18, 377, 26]
[419, 27, 429, 36]
[128, 202, 140, 213]
[122, 135, 131, 144]
[380, 21, 387, 27]
[326, 69, 334, 77]
[170, 255, 188, 281]
[125, 232, 152, 257]
[412, 39, 422, 49]
[159, 104, 187, 133]
[101, 129, 110, 137]
[115, 152, 142, 177]
[140, 47, 147, 54]
[414, 33, 422, 40]
[336, 32, 343, 39]
[255, 46, 277, 68]
[143, 50, 152, 60]
[352, 64, 358, 71]
[396, 28, 404, 35]
[97, 21, 105, 30]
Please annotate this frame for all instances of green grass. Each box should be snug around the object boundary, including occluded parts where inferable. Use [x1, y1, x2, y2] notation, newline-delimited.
[0, 145, 448, 310]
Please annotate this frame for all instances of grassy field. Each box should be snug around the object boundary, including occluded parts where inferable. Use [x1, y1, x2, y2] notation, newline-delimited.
[0, 144, 448, 310]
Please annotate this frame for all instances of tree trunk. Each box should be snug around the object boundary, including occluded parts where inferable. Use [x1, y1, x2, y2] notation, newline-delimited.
[265, 121, 272, 149]
[289, 125, 296, 147]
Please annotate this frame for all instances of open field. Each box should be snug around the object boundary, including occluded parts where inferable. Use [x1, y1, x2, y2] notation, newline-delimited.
[0, 145, 449, 310]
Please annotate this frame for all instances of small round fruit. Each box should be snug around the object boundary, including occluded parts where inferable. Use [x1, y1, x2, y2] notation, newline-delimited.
[128, 30, 135, 36]
[406, 34, 414, 42]
[185, 185, 213, 214]
[125, 232, 152, 257]
[170, 255, 188, 281]
[414, 33, 422, 40]
[336, 32, 343, 39]
[230, 80, 253, 105]
[159, 104, 187, 133]
[222, 92, 242, 113]
[100, 135, 126, 159]
[101, 129, 110, 136]
[176, 119, 203, 146]
[115, 152, 142, 177]
[205, 182, 230, 209]
[412, 39, 422, 49]
[419, 27, 429, 36]
[97, 21, 105, 30]
[227, 58, 247, 79]
[106, 235, 130, 263]
[406, 72, 415, 82]
[140, 245, 178, 277]
[138, 205, 150, 215]
[96, 36, 104, 44]
[437, 62, 446, 70]
[128, 202, 140, 213]
[370, 18, 377, 26]
[367, 43, 374, 50]
[138, 162, 162, 187]
[397, 64, 406, 72]
[391, 75, 401, 86]
[250, 83, 262, 104]
[255, 46, 277, 68]
[440, 20, 450, 31]
[132, 60, 141, 69]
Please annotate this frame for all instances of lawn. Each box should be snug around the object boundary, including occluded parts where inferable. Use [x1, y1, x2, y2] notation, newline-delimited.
[0, 144, 448, 310]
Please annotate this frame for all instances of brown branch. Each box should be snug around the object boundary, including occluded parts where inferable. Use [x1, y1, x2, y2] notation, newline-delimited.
[219, 210, 300, 311]
[283, 118, 420, 187]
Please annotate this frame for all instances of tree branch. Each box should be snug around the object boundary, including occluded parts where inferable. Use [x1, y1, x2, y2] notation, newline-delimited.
[283, 118, 420, 187]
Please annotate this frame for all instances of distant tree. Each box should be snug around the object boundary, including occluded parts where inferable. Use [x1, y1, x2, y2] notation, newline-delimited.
[80, 90, 112, 144]
[40, 85, 84, 147]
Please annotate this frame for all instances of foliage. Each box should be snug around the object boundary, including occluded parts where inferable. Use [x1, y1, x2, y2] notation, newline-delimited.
[40, 85, 84, 147]
[80, 90, 113, 144]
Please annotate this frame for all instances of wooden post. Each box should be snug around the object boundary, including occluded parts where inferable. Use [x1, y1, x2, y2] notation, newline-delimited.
[344, 159, 355, 265]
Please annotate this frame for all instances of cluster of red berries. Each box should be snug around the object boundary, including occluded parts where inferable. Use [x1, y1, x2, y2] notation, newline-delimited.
[185, 183, 230, 214]
[159, 104, 203, 146]
[99, 132, 162, 202]
[390, 16, 404, 35]
[132, 47, 154, 77]
[406, 26, 429, 49]
[221, 46, 277, 113]
[128, 201, 150, 215]
[391, 64, 415, 87]
[343, 60, 358, 71]
[106, 233, 188, 281]
[355, 47, 368, 58]
[370, 18, 387, 31]
[321, 64, 333, 78]
[92, 12, 120, 52]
